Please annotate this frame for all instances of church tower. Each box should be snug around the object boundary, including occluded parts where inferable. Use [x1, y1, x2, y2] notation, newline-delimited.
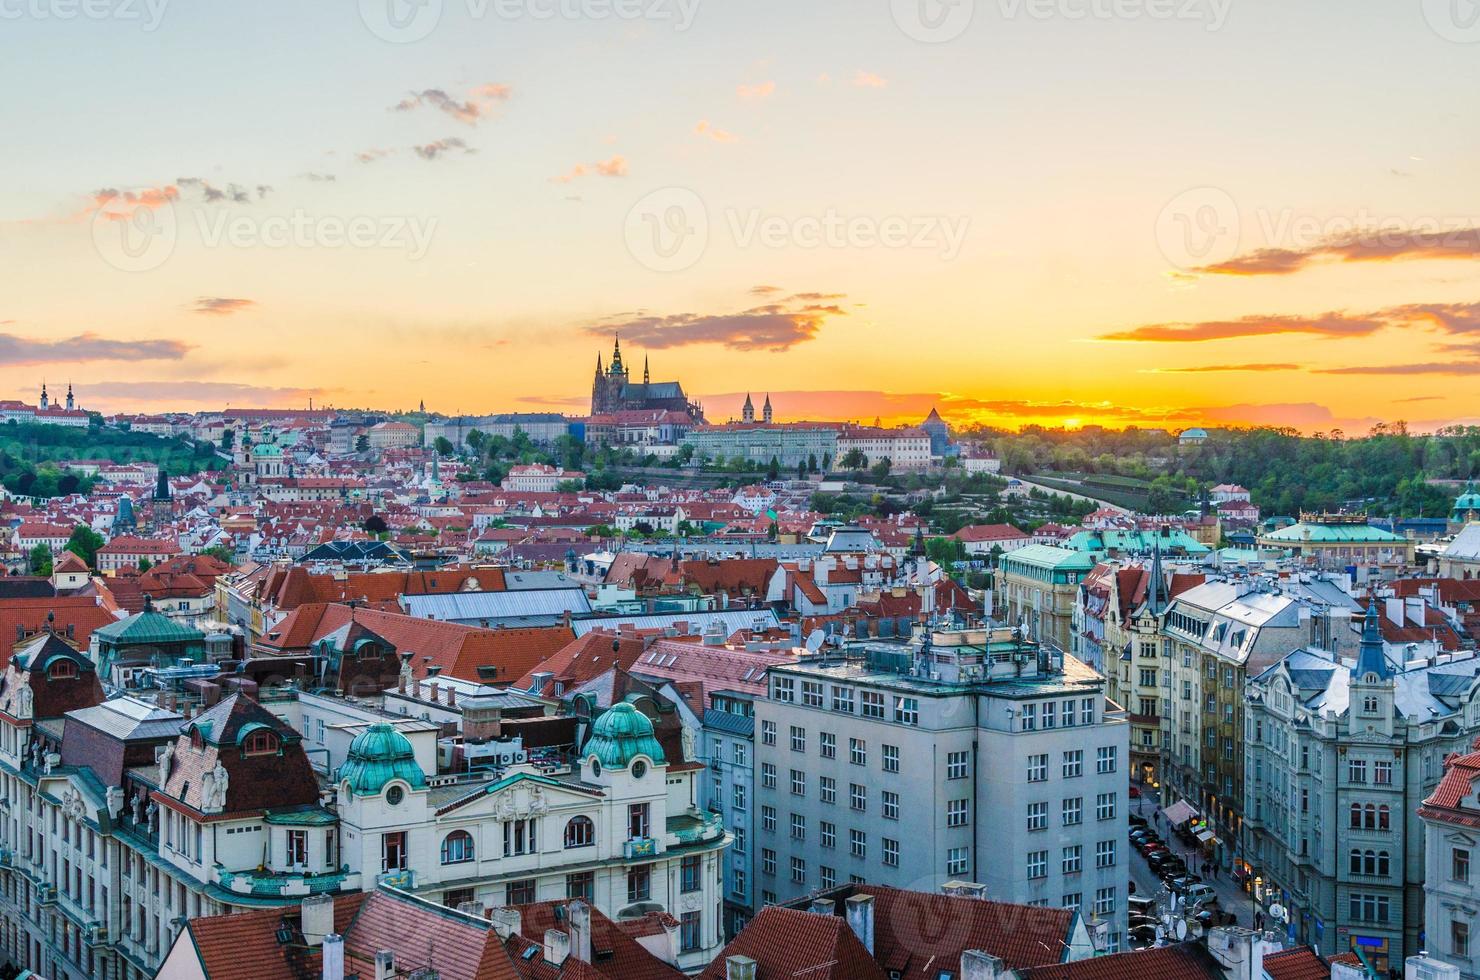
[39, 383, 48, 411]
[763, 394, 773, 424]
[65, 384, 75, 412]
[742, 394, 755, 424]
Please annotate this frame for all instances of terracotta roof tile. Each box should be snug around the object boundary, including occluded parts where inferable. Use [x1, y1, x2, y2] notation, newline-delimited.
[1020, 942, 1224, 980]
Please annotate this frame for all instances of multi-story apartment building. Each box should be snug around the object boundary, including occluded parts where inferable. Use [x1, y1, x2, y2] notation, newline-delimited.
[998, 545, 1096, 657]
[1419, 742, 1480, 980]
[702, 691, 756, 940]
[1244, 605, 1480, 974]
[1160, 575, 1357, 873]
[754, 627, 1128, 951]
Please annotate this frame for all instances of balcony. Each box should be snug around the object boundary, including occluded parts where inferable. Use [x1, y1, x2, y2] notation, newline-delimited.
[215, 865, 354, 898]
[668, 809, 727, 847]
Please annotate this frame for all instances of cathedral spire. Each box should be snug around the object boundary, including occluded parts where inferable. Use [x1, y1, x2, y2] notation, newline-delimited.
[742, 393, 755, 424]
[644, 355, 650, 385]
[609, 334, 625, 377]
[763, 394, 773, 424]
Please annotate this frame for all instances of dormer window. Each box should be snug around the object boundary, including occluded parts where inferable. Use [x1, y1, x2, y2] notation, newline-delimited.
[47, 660, 77, 680]
[190, 729, 204, 751]
[244, 730, 278, 756]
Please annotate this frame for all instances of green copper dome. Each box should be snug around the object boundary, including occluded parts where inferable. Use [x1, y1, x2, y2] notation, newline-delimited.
[585, 703, 666, 771]
[338, 723, 426, 797]
[1455, 482, 1480, 522]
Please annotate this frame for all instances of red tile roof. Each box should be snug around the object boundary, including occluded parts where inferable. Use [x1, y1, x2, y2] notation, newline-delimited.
[1264, 946, 1335, 980]
[179, 893, 370, 980]
[858, 885, 1076, 977]
[1020, 942, 1224, 980]
[507, 901, 683, 980]
[696, 906, 886, 980]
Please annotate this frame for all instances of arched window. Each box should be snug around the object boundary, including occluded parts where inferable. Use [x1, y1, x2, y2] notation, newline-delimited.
[1350, 849, 1363, 874]
[47, 660, 77, 680]
[1378, 805, 1391, 830]
[243, 730, 278, 756]
[1350, 803, 1362, 829]
[440, 830, 474, 864]
[190, 728, 204, 751]
[1377, 851, 1391, 876]
[564, 815, 595, 849]
[1363, 803, 1378, 830]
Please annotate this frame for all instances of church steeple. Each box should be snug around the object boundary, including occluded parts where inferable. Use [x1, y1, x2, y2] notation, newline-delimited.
[65, 383, 74, 411]
[763, 394, 773, 424]
[39, 382, 48, 411]
[742, 393, 755, 424]
[643, 356, 650, 385]
[1353, 599, 1394, 680]
[609, 335, 626, 378]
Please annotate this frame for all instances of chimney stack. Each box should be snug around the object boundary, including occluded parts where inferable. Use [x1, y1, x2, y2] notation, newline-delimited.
[726, 956, 758, 980]
[543, 928, 571, 967]
[490, 907, 522, 940]
[321, 934, 345, 980]
[845, 894, 875, 955]
[373, 950, 396, 980]
[810, 898, 835, 915]
[301, 894, 335, 947]
[961, 950, 1008, 980]
[568, 900, 593, 963]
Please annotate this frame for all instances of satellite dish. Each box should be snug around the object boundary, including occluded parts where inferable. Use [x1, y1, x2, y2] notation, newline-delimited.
[805, 629, 825, 653]
[1155, 927, 1165, 943]
[1174, 919, 1188, 940]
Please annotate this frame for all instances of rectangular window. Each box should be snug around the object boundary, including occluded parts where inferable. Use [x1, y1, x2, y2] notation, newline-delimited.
[681, 855, 701, 892]
[733, 742, 747, 766]
[790, 726, 806, 753]
[680, 911, 702, 953]
[1455, 921, 1471, 959]
[883, 838, 900, 867]
[1094, 887, 1116, 915]
[790, 856, 806, 884]
[567, 871, 594, 901]
[1028, 754, 1048, 782]
[1043, 701, 1057, 729]
[883, 744, 900, 773]
[948, 751, 970, 780]
[1062, 845, 1082, 874]
[947, 847, 970, 877]
[1022, 703, 1037, 731]
[1096, 793, 1116, 821]
[1063, 750, 1083, 778]
[772, 677, 794, 702]
[628, 804, 650, 840]
[883, 791, 900, 821]
[790, 813, 806, 841]
[832, 687, 855, 713]
[761, 721, 776, 746]
[761, 763, 776, 789]
[1061, 797, 1081, 826]
[762, 849, 776, 876]
[733, 784, 746, 812]
[1349, 759, 1367, 783]
[1062, 699, 1077, 728]
[1096, 746, 1117, 774]
[850, 829, 867, 858]
[821, 821, 836, 849]
[790, 770, 805, 796]
[820, 866, 836, 889]
[507, 878, 537, 905]
[820, 776, 836, 804]
[1455, 848, 1471, 883]
[382, 831, 408, 872]
[1027, 850, 1047, 879]
[1028, 801, 1048, 831]
[1062, 893, 1082, 912]
[1374, 760, 1393, 785]
[802, 681, 824, 707]
[850, 784, 867, 812]
[820, 732, 836, 759]
[761, 806, 776, 832]
[862, 691, 885, 719]
[1081, 698, 1095, 725]
[1095, 839, 1116, 868]
[850, 738, 867, 766]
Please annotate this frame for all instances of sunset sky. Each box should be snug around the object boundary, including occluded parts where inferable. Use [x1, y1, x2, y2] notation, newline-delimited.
[3, 0, 1479, 432]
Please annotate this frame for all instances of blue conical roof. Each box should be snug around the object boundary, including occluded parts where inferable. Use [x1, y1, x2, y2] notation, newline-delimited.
[1353, 602, 1394, 681]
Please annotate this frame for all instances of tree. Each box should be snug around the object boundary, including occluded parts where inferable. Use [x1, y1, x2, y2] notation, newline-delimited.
[466, 429, 486, 454]
[808, 453, 818, 473]
[797, 460, 808, 481]
[433, 436, 455, 457]
[364, 514, 389, 535]
[28, 544, 51, 576]
[137, 557, 152, 573]
[766, 456, 781, 481]
[869, 458, 893, 481]
[840, 449, 868, 472]
[65, 525, 106, 569]
[355, 433, 370, 454]
[201, 544, 236, 564]
[925, 535, 961, 568]
[220, 428, 235, 453]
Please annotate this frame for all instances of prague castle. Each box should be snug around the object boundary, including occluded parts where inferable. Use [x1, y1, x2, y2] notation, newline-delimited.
[590, 337, 705, 422]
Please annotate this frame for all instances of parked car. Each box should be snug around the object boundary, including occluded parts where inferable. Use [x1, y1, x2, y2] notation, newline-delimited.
[1196, 909, 1237, 928]
[1166, 874, 1202, 893]
[1129, 785, 1141, 798]
[1128, 925, 1158, 949]
[1183, 884, 1219, 908]
[1129, 915, 1159, 930]
[1129, 813, 1149, 828]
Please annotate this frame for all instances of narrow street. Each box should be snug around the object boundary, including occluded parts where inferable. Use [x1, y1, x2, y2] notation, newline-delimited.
[1129, 787, 1258, 933]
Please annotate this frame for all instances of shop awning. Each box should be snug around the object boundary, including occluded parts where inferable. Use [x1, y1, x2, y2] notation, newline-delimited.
[1196, 829, 1218, 843]
[1162, 800, 1198, 826]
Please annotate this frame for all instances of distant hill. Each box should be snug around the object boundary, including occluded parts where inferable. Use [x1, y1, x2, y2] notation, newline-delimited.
[0, 420, 222, 498]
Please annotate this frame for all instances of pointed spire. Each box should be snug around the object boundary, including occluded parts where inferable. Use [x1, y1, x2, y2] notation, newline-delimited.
[1353, 598, 1394, 680]
[1146, 538, 1165, 616]
[643, 355, 650, 385]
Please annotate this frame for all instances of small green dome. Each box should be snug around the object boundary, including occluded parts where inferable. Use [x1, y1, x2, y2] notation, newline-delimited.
[338, 723, 426, 796]
[586, 703, 666, 771]
[1455, 482, 1480, 520]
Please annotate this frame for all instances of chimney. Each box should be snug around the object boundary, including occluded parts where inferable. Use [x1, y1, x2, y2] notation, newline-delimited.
[845, 894, 875, 955]
[568, 900, 593, 963]
[301, 894, 335, 947]
[810, 898, 835, 915]
[447, 686, 456, 707]
[961, 951, 1008, 980]
[726, 956, 758, 980]
[490, 907, 522, 940]
[321, 934, 345, 980]
[543, 928, 571, 967]
[662, 917, 681, 965]
[374, 950, 396, 980]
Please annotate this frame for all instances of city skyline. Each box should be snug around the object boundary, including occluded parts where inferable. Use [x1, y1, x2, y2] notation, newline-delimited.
[4, 1, 1480, 431]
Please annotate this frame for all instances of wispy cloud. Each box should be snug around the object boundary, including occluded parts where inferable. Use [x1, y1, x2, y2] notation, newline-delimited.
[1146, 363, 1301, 373]
[1313, 361, 1480, 376]
[0, 332, 192, 365]
[853, 70, 888, 89]
[391, 84, 512, 125]
[552, 154, 628, 183]
[737, 81, 775, 100]
[76, 380, 326, 407]
[412, 137, 475, 161]
[176, 177, 266, 204]
[694, 120, 739, 143]
[300, 172, 336, 182]
[190, 297, 255, 317]
[587, 295, 848, 352]
[1101, 312, 1386, 343]
[356, 147, 394, 164]
[1195, 227, 1480, 277]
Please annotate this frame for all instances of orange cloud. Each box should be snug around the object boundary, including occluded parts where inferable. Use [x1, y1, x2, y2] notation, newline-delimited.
[853, 70, 888, 89]
[1101, 312, 1386, 343]
[191, 297, 256, 316]
[553, 154, 628, 183]
[1198, 227, 1480, 276]
[587, 295, 847, 352]
[737, 81, 775, 99]
[392, 84, 512, 125]
[694, 120, 739, 143]
[1147, 363, 1301, 373]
